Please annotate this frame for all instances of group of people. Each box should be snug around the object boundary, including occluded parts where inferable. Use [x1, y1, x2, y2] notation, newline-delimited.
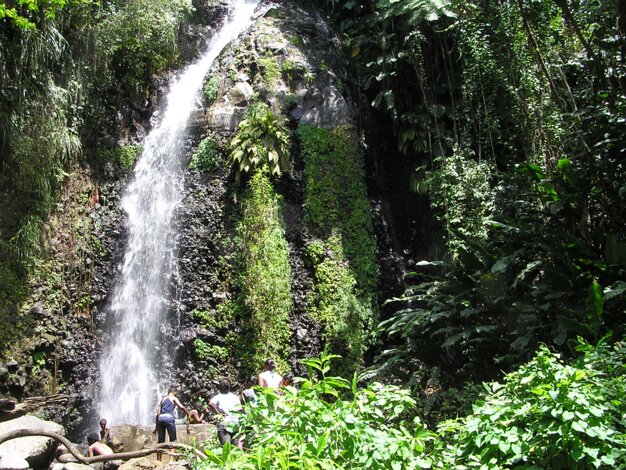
[154, 358, 294, 452]
[84, 359, 292, 460]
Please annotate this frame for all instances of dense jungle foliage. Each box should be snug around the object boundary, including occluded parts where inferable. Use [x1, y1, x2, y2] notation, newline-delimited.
[0, 0, 193, 346]
[315, 0, 626, 386]
[196, 344, 626, 469]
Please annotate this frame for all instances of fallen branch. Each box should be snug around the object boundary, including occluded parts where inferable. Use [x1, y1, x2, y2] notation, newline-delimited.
[0, 395, 68, 423]
[0, 429, 206, 464]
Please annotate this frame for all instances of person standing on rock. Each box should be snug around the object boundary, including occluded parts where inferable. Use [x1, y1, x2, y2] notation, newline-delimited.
[99, 418, 112, 445]
[87, 432, 113, 457]
[258, 359, 282, 388]
[155, 386, 190, 460]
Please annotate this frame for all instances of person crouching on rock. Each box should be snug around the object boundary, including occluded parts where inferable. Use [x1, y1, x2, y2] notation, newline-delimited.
[87, 432, 113, 457]
[99, 418, 112, 446]
[188, 401, 206, 424]
[155, 386, 190, 461]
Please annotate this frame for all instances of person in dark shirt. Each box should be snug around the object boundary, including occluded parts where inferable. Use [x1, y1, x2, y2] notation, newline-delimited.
[240, 376, 257, 404]
[155, 386, 190, 461]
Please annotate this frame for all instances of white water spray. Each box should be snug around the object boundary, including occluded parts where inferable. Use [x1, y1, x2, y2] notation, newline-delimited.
[98, 0, 258, 425]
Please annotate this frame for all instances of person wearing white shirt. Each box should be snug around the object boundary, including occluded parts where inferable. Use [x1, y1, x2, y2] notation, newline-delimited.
[209, 380, 242, 445]
[258, 358, 282, 388]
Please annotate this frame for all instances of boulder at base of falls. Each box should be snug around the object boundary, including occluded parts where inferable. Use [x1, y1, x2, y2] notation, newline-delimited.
[0, 453, 29, 470]
[109, 424, 214, 452]
[117, 458, 190, 470]
[0, 415, 64, 469]
[118, 457, 159, 470]
[57, 464, 96, 470]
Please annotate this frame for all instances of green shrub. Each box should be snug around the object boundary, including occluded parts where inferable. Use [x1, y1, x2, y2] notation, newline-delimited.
[259, 55, 281, 88]
[31, 351, 46, 376]
[98, 0, 193, 92]
[229, 102, 291, 181]
[281, 58, 304, 83]
[429, 146, 494, 260]
[284, 93, 298, 108]
[203, 75, 220, 102]
[194, 339, 229, 363]
[298, 124, 377, 291]
[198, 352, 434, 469]
[192, 308, 228, 330]
[437, 341, 626, 468]
[0, 249, 27, 351]
[189, 137, 222, 173]
[306, 234, 373, 369]
[101, 145, 142, 171]
[0, 0, 88, 29]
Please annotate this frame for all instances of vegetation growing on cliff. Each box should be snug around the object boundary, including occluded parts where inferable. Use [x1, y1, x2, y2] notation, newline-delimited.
[0, 0, 196, 397]
[230, 170, 292, 373]
[229, 102, 291, 180]
[298, 124, 378, 370]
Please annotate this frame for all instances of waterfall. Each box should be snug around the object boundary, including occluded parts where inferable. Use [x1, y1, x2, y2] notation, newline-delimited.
[98, 0, 259, 425]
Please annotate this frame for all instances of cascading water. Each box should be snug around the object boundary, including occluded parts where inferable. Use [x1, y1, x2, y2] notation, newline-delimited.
[98, 0, 259, 425]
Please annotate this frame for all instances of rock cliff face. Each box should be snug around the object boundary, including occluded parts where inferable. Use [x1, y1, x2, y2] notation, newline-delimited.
[0, 0, 406, 437]
[173, 0, 359, 398]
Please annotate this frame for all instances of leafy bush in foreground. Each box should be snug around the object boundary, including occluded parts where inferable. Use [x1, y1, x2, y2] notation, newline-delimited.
[437, 340, 626, 469]
[193, 342, 626, 469]
[198, 352, 434, 469]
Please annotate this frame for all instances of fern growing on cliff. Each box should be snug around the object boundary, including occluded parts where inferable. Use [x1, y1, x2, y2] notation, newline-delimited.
[229, 102, 291, 181]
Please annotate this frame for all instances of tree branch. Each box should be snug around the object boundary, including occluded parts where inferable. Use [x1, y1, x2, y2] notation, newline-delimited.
[0, 429, 206, 464]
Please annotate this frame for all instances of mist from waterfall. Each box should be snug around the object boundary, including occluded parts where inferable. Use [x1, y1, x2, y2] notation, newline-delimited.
[98, 0, 258, 425]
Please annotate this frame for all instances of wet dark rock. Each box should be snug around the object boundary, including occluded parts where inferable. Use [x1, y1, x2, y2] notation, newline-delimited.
[29, 303, 47, 317]
[180, 328, 197, 344]
[192, 0, 229, 26]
